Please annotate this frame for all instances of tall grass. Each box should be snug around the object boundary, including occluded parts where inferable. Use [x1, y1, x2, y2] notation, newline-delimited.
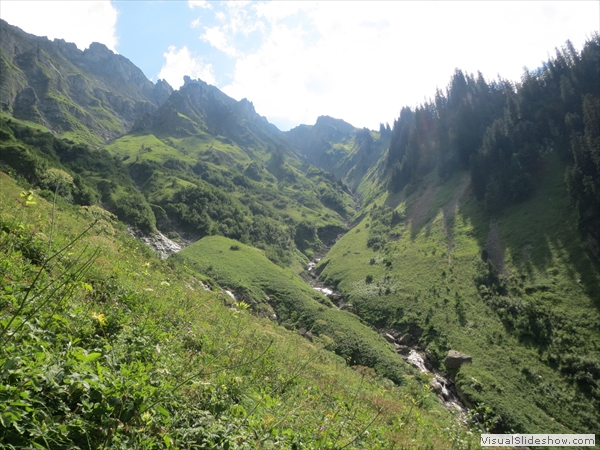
[0, 172, 483, 449]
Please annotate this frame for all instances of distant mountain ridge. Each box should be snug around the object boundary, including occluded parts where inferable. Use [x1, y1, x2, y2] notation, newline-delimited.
[0, 19, 173, 144]
[286, 115, 390, 190]
[0, 19, 387, 173]
[132, 75, 291, 156]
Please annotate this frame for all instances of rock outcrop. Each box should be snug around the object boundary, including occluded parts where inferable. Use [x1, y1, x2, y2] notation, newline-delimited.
[445, 350, 472, 369]
[133, 76, 287, 156]
[131, 229, 182, 260]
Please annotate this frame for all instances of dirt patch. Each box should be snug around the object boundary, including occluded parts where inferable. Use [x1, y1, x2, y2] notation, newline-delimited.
[444, 174, 470, 222]
[443, 174, 470, 255]
[408, 186, 435, 230]
[485, 221, 508, 275]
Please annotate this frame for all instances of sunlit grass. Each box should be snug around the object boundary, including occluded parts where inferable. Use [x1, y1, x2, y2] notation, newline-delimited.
[318, 155, 600, 434]
[0, 171, 486, 449]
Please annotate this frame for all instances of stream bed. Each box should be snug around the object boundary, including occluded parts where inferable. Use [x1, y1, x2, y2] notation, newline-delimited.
[304, 252, 470, 422]
[405, 349, 467, 420]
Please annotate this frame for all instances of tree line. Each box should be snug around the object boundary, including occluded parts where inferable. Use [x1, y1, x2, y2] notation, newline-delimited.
[386, 35, 599, 249]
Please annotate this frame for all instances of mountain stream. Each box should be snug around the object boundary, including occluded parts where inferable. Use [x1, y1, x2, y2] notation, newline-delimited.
[135, 207, 469, 420]
[304, 243, 469, 421]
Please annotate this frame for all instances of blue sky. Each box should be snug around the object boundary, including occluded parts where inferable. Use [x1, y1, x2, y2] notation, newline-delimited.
[114, 2, 235, 86]
[3, 1, 599, 131]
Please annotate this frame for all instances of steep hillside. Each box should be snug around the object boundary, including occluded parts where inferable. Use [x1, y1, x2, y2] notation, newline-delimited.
[0, 171, 487, 449]
[286, 115, 391, 191]
[318, 155, 600, 435]
[0, 19, 172, 145]
[313, 37, 600, 438]
[0, 115, 159, 232]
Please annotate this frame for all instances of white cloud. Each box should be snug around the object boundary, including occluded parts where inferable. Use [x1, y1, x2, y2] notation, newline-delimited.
[158, 45, 216, 89]
[200, 26, 239, 57]
[1, 1, 119, 51]
[188, 1, 212, 10]
[196, 4, 264, 58]
[253, 2, 309, 23]
[216, 1, 599, 130]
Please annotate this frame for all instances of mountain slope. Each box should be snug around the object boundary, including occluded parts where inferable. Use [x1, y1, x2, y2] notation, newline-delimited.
[0, 171, 484, 449]
[318, 156, 600, 434]
[0, 19, 172, 145]
[286, 115, 391, 192]
[312, 37, 600, 437]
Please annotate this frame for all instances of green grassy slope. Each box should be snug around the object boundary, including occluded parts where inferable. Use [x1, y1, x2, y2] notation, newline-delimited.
[102, 128, 356, 267]
[0, 171, 487, 449]
[173, 236, 422, 387]
[286, 116, 391, 192]
[318, 154, 600, 436]
[0, 116, 158, 232]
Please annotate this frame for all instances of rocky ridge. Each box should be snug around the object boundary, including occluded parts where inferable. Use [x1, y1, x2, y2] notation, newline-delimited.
[0, 19, 173, 141]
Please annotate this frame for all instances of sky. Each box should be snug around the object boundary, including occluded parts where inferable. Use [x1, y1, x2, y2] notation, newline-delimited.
[2, 1, 599, 131]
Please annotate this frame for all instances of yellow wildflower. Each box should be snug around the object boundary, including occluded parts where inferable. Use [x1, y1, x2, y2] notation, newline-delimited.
[91, 311, 107, 326]
[19, 190, 36, 206]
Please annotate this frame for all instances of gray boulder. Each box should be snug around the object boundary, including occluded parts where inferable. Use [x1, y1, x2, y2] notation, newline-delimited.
[298, 328, 313, 342]
[383, 333, 396, 343]
[397, 333, 413, 345]
[445, 350, 472, 369]
[395, 344, 411, 355]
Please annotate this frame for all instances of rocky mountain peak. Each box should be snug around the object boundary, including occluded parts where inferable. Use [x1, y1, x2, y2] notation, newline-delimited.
[83, 41, 112, 58]
[0, 19, 176, 142]
[315, 115, 355, 133]
[154, 79, 174, 105]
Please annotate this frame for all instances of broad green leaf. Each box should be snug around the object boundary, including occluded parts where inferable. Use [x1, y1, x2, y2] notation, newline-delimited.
[85, 353, 102, 363]
[52, 314, 69, 325]
[156, 406, 170, 418]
